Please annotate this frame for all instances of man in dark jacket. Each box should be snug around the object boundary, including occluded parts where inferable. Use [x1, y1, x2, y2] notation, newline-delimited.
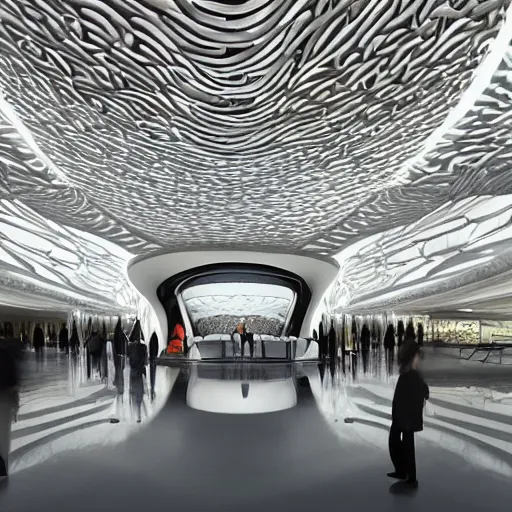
[0, 345, 19, 477]
[387, 342, 429, 488]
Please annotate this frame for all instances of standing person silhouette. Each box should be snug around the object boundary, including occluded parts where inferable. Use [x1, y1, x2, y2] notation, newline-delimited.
[387, 342, 429, 489]
[383, 324, 396, 374]
[128, 330, 148, 423]
[33, 324, 45, 368]
[0, 344, 19, 480]
[149, 332, 159, 401]
[59, 323, 69, 354]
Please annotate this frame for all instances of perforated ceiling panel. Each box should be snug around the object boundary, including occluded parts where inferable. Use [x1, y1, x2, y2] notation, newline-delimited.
[0, 1, 511, 312]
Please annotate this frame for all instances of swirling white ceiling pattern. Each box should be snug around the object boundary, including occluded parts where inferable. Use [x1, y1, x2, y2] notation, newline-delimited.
[0, 0, 511, 313]
[334, 37, 512, 315]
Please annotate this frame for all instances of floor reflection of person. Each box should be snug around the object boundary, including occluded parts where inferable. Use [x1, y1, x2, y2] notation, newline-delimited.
[128, 337, 148, 423]
[0, 344, 19, 479]
[387, 342, 429, 489]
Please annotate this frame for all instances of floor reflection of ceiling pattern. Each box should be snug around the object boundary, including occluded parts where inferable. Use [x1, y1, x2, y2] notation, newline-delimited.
[0, 1, 511, 312]
[332, 39, 512, 313]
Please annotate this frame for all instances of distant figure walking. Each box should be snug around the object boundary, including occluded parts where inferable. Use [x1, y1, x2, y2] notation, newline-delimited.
[387, 342, 429, 489]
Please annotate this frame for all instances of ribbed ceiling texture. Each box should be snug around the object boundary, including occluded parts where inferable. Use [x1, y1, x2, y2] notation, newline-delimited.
[0, 0, 511, 313]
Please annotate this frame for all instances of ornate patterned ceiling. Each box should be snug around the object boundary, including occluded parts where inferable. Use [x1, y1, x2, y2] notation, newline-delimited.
[332, 36, 512, 314]
[0, 0, 511, 313]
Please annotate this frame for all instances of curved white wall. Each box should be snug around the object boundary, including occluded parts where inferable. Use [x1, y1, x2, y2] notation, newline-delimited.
[127, 249, 339, 348]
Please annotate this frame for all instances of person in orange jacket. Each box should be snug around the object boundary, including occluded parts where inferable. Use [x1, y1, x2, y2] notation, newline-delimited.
[166, 324, 185, 354]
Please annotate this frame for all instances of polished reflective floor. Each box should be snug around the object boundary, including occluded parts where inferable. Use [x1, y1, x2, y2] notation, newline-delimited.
[1, 347, 511, 511]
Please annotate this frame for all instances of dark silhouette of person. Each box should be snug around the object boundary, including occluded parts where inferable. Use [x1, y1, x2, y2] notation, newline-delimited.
[360, 324, 371, 373]
[85, 330, 103, 379]
[340, 318, 346, 374]
[327, 323, 336, 378]
[384, 324, 396, 374]
[128, 329, 148, 423]
[69, 322, 79, 356]
[149, 332, 159, 400]
[318, 321, 328, 360]
[388, 342, 429, 489]
[99, 322, 108, 381]
[328, 323, 337, 360]
[245, 331, 255, 358]
[0, 344, 19, 477]
[417, 323, 424, 347]
[59, 324, 69, 354]
[404, 320, 416, 343]
[113, 319, 127, 397]
[33, 324, 45, 362]
[371, 322, 378, 350]
[397, 320, 405, 348]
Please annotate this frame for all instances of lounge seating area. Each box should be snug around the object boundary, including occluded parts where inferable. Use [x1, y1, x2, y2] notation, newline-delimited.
[161, 335, 317, 361]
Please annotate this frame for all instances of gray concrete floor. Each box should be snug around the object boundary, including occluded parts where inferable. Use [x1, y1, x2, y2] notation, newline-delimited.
[1, 363, 511, 512]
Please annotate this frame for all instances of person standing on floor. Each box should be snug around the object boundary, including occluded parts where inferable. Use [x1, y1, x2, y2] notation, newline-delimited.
[387, 342, 429, 489]
[0, 344, 20, 480]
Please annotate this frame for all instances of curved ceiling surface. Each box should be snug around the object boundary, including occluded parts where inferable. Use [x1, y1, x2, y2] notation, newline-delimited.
[0, 1, 511, 314]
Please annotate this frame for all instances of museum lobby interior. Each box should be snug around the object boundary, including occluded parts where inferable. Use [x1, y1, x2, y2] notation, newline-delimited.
[0, 1, 512, 511]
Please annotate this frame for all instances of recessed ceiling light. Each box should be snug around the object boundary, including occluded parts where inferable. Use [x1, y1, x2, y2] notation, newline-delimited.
[458, 309, 473, 312]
